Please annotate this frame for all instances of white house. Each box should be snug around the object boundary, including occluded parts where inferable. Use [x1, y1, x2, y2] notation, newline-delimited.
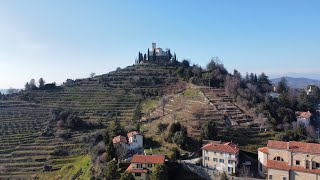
[112, 131, 143, 151]
[202, 141, 240, 175]
[127, 131, 143, 150]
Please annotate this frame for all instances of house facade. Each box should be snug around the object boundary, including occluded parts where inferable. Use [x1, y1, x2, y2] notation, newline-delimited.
[126, 154, 165, 180]
[127, 131, 143, 150]
[202, 141, 239, 174]
[258, 140, 320, 180]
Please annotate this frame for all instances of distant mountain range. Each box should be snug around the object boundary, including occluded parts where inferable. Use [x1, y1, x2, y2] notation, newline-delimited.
[271, 77, 320, 89]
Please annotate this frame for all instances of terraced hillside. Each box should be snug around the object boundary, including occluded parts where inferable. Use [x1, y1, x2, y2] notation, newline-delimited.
[0, 64, 178, 179]
[199, 88, 254, 127]
[22, 64, 177, 125]
[141, 85, 271, 155]
[0, 101, 88, 179]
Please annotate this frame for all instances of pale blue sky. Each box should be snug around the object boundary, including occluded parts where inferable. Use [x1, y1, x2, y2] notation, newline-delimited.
[0, 1, 320, 88]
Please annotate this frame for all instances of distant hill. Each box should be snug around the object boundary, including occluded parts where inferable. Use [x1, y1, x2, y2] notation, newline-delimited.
[271, 77, 320, 89]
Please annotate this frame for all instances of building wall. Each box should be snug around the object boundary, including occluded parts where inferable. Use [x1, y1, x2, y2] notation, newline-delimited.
[266, 148, 320, 179]
[258, 151, 268, 177]
[297, 117, 310, 127]
[133, 172, 148, 180]
[292, 152, 320, 169]
[131, 163, 155, 172]
[202, 149, 238, 174]
[267, 169, 289, 180]
[289, 170, 320, 180]
[268, 148, 291, 164]
[129, 135, 143, 150]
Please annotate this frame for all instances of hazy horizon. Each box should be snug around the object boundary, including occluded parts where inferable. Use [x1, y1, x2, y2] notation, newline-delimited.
[1, 1, 320, 89]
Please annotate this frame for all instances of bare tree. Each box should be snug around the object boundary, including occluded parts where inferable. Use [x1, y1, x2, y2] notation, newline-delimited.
[90, 72, 96, 78]
[306, 125, 317, 139]
[114, 143, 129, 161]
[239, 165, 251, 179]
[159, 96, 169, 116]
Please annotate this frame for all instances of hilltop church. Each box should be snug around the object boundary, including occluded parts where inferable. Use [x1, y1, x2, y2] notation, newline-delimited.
[135, 43, 176, 65]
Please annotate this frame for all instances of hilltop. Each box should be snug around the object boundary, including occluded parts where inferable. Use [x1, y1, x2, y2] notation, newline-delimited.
[271, 77, 320, 89]
[2, 56, 316, 179]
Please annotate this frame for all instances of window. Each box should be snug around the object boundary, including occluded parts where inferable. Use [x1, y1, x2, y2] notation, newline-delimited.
[147, 164, 152, 168]
[228, 167, 231, 172]
[316, 163, 320, 168]
[269, 175, 273, 180]
[219, 159, 224, 163]
[214, 152, 216, 155]
[135, 173, 141, 177]
[205, 156, 209, 161]
[205, 150, 208, 154]
[283, 177, 286, 180]
[213, 158, 217, 162]
[296, 160, 300, 165]
[228, 160, 232, 164]
[273, 156, 284, 161]
[136, 164, 142, 168]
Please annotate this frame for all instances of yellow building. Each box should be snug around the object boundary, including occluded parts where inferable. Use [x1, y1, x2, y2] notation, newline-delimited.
[258, 140, 320, 180]
[126, 154, 165, 180]
[202, 141, 240, 174]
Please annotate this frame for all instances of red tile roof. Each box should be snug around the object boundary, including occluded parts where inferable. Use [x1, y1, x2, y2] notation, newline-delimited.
[201, 142, 239, 154]
[267, 160, 320, 174]
[112, 135, 127, 144]
[299, 111, 312, 119]
[258, 147, 268, 153]
[131, 155, 165, 164]
[267, 140, 320, 154]
[126, 164, 149, 173]
[267, 160, 290, 171]
[127, 131, 142, 138]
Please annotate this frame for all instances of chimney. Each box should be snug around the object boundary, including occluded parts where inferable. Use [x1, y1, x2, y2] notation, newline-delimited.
[287, 142, 290, 149]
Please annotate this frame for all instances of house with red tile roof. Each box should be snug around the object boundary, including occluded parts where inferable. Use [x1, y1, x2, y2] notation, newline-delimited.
[112, 135, 128, 149]
[201, 141, 239, 174]
[112, 131, 143, 151]
[258, 140, 320, 180]
[126, 154, 165, 180]
[296, 111, 312, 127]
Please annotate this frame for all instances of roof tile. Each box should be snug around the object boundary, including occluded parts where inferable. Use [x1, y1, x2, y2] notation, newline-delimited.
[131, 155, 165, 164]
[201, 141, 239, 154]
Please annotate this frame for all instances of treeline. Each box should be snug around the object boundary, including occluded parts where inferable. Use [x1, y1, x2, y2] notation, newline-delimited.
[174, 57, 228, 87]
[24, 78, 58, 90]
